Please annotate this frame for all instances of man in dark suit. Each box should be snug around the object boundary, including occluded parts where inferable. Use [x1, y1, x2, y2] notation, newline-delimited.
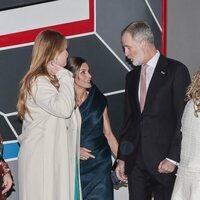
[115, 21, 191, 200]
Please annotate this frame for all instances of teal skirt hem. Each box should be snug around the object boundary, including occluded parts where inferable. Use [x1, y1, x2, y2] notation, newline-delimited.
[74, 160, 80, 200]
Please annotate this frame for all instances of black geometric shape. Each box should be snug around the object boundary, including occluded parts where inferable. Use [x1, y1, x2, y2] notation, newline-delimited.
[0, 0, 57, 11]
[0, 46, 32, 113]
[96, 0, 162, 68]
[8, 115, 22, 136]
[0, 115, 17, 141]
[147, 0, 162, 24]
[106, 93, 125, 140]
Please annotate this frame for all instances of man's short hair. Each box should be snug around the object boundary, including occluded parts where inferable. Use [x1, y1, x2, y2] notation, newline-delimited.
[122, 21, 154, 45]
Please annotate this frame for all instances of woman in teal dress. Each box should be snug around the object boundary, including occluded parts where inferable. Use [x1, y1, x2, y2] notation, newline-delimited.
[67, 57, 118, 200]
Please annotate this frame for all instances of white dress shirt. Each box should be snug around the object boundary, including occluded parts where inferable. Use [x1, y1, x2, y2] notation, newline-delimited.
[138, 50, 160, 99]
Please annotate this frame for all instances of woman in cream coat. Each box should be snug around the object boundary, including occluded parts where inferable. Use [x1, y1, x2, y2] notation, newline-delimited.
[17, 30, 82, 200]
[171, 71, 200, 200]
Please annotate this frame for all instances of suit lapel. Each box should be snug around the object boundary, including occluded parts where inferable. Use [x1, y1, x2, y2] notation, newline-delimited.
[144, 55, 168, 111]
[135, 67, 141, 112]
[128, 66, 141, 113]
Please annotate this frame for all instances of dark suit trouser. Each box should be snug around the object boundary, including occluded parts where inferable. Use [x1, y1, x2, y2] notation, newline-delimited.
[127, 148, 175, 200]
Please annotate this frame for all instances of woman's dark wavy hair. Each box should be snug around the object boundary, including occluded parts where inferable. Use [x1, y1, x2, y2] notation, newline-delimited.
[66, 57, 87, 77]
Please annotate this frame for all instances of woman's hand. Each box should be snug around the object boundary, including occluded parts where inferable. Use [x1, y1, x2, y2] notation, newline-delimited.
[2, 173, 13, 194]
[47, 61, 64, 76]
[80, 147, 95, 160]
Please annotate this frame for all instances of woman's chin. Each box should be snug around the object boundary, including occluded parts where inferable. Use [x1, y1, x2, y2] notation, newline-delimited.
[87, 83, 92, 89]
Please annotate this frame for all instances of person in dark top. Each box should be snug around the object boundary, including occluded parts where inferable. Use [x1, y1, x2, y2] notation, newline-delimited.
[0, 137, 13, 200]
[67, 56, 118, 200]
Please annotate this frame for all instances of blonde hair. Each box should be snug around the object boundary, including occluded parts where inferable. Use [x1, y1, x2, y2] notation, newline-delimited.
[17, 30, 67, 119]
[186, 71, 200, 117]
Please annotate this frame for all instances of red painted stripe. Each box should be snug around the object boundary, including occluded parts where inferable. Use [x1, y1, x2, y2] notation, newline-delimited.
[0, 0, 94, 47]
[161, 0, 167, 55]
[89, 0, 94, 24]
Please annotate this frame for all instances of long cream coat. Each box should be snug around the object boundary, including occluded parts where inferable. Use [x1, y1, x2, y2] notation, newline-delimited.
[171, 100, 200, 200]
[18, 69, 82, 200]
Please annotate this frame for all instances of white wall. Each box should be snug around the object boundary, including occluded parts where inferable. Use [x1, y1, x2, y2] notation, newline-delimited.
[167, 0, 200, 75]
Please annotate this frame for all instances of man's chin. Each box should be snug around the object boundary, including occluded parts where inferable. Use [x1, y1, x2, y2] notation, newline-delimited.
[132, 61, 141, 66]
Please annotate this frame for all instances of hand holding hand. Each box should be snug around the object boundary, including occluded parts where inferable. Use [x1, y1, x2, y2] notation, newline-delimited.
[158, 159, 176, 173]
[80, 147, 95, 160]
[115, 160, 128, 183]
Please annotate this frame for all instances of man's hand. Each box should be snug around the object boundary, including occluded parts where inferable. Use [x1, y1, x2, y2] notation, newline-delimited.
[115, 160, 128, 183]
[158, 159, 176, 173]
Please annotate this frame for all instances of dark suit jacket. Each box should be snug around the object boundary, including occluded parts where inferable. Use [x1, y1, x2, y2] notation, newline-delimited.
[118, 55, 191, 175]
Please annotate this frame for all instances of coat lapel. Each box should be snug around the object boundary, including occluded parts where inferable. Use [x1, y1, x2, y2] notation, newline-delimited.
[143, 55, 168, 111]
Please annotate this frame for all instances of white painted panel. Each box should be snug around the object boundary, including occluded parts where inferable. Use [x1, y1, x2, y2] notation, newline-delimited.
[0, 0, 89, 35]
